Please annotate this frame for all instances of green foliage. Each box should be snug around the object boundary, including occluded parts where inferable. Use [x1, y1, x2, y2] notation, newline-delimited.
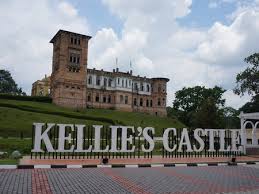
[172, 86, 226, 128]
[0, 69, 25, 95]
[234, 53, 259, 96]
[239, 94, 259, 113]
[0, 93, 52, 103]
[191, 97, 225, 129]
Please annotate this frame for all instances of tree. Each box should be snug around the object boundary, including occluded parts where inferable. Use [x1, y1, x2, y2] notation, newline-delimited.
[239, 94, 259, 113]
[0, 69, 25, 95]
[173, 86, 226, 127]
[191, 97, 224, 129]
[234, 53, 259, 96]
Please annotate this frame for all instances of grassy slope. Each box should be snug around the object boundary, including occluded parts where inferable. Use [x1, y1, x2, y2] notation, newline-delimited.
[0, 99, 185, 137]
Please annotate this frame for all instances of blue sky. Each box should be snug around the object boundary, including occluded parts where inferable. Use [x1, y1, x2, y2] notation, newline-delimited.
[1, 0, 258, 108]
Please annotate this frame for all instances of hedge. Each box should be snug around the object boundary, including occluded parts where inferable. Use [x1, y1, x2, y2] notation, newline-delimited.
[0, 94, 52, 103]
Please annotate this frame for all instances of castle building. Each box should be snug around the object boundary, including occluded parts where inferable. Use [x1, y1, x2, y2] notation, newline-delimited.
[33, 30, 169, 116]
[31, 75, 50, 96]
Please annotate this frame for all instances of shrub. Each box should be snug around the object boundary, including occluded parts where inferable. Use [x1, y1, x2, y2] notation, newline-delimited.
[0, 93, 52, 103]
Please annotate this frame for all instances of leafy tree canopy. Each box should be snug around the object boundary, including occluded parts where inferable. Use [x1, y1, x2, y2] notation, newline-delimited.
[0, 69, 25, 95]
[234, 53, 259, 96]
[172, 86, 226, 128]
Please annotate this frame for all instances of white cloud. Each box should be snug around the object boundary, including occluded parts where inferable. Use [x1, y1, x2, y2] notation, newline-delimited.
[0, 0, 90, 94]
[1, 0, 257, 110]
[89, 0, 259, 109]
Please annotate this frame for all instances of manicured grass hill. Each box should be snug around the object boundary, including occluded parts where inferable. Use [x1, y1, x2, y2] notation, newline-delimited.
[0, 99, 185, 138]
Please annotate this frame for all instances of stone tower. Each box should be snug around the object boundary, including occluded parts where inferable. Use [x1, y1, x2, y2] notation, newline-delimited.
[50, 30, 91, 108]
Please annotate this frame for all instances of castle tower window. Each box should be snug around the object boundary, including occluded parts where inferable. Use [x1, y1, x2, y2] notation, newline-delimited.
[108, 79, 112, 87]
[158, 84, 161, 93]
[140, 98, 143, 106]
[150, 100, 153, 107]
[134, 98, 137, 106]
[125, 96, 128, 104]
[158, 98, 161, 106]
[88, 94, 91, 102]
[88, 76, 92, 85]
[108, 95, 111, 103]
[146, 100, 149, 107]
[103, 96, 107, 103]
[120, 95, 124, 103]
[96, 94, 100, 102]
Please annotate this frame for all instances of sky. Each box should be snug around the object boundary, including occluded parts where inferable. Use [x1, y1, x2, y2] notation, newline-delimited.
[1, 0, 259, 109]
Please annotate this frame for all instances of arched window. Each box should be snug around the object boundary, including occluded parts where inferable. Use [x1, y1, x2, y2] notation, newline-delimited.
[88, 76, 92, 85]
[140, 98, 143, 106]
[147, 85, 150, 92]
[108, 95, 111, 103]
[150, 100, 153, 107]
[108, 79, 112, 87]
[87, 94, 91, 102]
[125, 96, 128, 104]
[96, 76, 101, 86]
[134, 83, 138, 90]
[146, 99, 149, 107]
[158, 98, 161, 106]
[103, 96, 107, 103]
[96, 94, 99, 102]
[134, 98, 137, 106]
[140, 83, 144, 91]
[120, 95, 124, 103]
[104, 78, 107, 87]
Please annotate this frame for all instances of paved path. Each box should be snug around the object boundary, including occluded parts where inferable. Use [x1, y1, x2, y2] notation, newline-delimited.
[1, 165, 259, 193]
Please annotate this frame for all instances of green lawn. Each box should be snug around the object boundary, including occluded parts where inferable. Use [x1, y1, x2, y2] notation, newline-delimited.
[0, 159, 18, 165]
[0, 99, 185, 137]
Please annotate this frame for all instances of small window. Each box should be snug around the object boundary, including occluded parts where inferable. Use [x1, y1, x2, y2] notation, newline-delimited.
[150, 100, 153, 107]
[70, 56, 73, 62]
[77, 87, 80, 90]
[77, 57, 80, 64]
[120, 95, 123, 103]
[104, 78, 107, 87]
[163, 98, 166, 106]
[88, 76, 92, 85]
[140, 98, 143, 106]
[73, 57, 76, 63]
[96, 77, 101, 86]
[158, 98, 161, 106]
[74, 38, 77, 44]
[78, 39, 80, 45]
[134, 83, 138, 90]
[96, 94, 99, 102]
[147, 85, 150, 92]
[108, 79, 112, 87]
[126, 80, 128, 88]
[88, 94, 91, 102]
[134, 98, 137, 106]
[125, 96, 128, 104]
[103, 96, 107, 103]
[140, 83, 144, 91]
[71, 86, 75, 89]
[122, 80, 124, 87]
[146, 100, 149, 107]
[108, 95, 111, 103]
[70, 37, 73, 44]
[118, 78, 120, 85]
[66, 85, 69, 88]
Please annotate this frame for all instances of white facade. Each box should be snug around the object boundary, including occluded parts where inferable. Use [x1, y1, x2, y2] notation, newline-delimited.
[87, 73, 152, 95]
